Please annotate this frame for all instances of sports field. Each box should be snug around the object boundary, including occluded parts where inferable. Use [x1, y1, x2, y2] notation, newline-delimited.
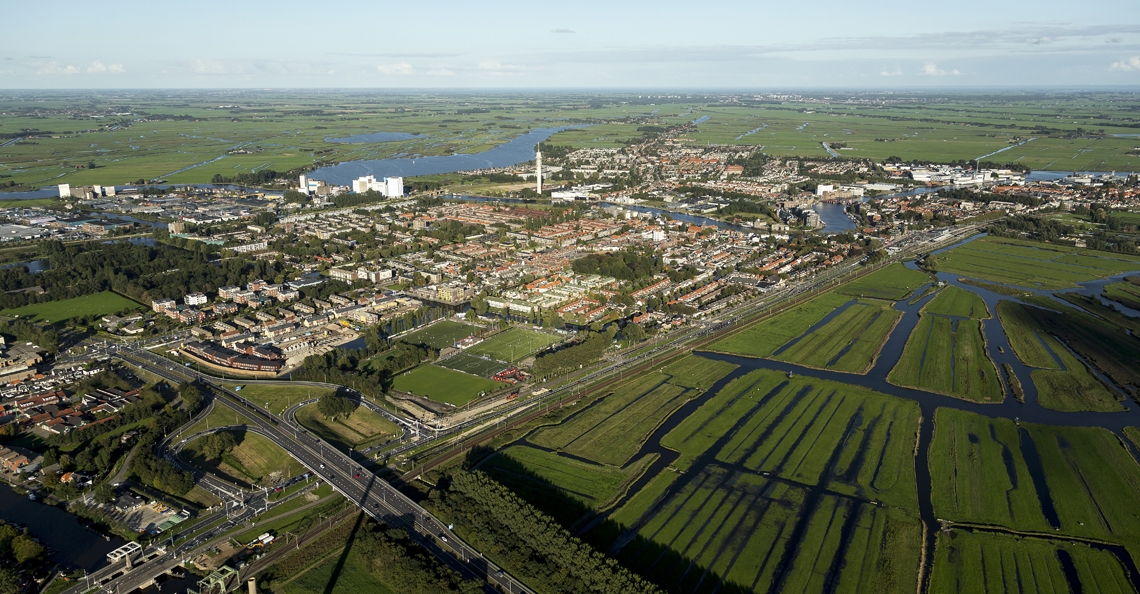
[182, 430, 304, 488]
[773, 298, 901, 373]
[466, 327, 561, 363]
[398, 320, 477, 349]
[933, 236, 1140, 289]
[436, 351, 510, 378]
[294, 403, 401, 451]
[888, 315, 1003, 402]
[392, 364, 503, 406]
[1, 290, 141, 323]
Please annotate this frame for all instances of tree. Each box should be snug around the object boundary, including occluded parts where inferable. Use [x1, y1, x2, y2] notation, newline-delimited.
[0, 567, 18, 594]
[317, 392, 356, 419]
[624, 322, 646, 343]
[12, 533, 44, 564]
[200, 431, 238, 460]
[464, 309, 477, 323]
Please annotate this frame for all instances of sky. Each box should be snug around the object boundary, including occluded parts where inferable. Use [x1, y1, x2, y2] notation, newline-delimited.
[3, 0, 1140, 89]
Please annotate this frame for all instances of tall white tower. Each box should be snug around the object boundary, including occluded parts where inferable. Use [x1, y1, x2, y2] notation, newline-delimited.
[535, 149, 542, 194]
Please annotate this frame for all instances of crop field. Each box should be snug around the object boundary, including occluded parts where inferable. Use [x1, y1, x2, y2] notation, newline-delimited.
[773, 299, 900, 373]
[223, 383, 335, 416]
[930, 408, 1140, 549]
[0, 290, 141, 323]
[933, 236, 1140, 289]
[465, 327, 561, 363]
[436, 351, 510, 378]
[294, 404, 401, 451]
[923, 286, 990, 319]
[835, 264, 932, 301]
[391, 364, 503, 405]
[594, 370, 923, 593]
[888, 315, 1003, 402]
[710, 292, 852, 358]
[930, 530, 1136, 594]
[527, 356, 737, 466]
[182, 430, 304, 488]
[481, 446, 657, 525]
[397, 320, 476, 349]
[1103, 280, 1140, 311]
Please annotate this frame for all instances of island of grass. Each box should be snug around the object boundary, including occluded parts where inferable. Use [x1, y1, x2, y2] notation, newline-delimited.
[1, 290, 141, 323]
[887, 287, 1003, 402]
[391, 364, 503, 406]
[224, 383, 335, 416]
[773, 298, 902, 373]
[932, 235, 1140, 289]
[466, 326, 561, 363]
[996, 301, 1123, 412]
[397, 320, 477, 349]
[295, 402, 401, 452]
[180, 429, 305, 488]
[1103, 278, 1140, 311]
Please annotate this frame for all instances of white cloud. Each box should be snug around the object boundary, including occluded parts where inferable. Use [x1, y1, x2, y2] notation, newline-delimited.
[377, 62, 414, 75]
[880, 67, 902, 77]
[1112, 56, 1140, 71]
[35, 61, 79, 75]
[87, 61, 125, 74]
[920, 63, 959, 76]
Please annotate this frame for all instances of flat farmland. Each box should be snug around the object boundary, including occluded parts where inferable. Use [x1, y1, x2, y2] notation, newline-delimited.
[930, 530, 1135, 594]
[710, 292, 852, 358]
[774, 298, 901, 373]
[835, 263, 932, 301]
[1103, 281, 1140, 311]
[923, 286, 990, 319]
[888, 315, 1004, 402]
[933, 236, 1140, 289]
[391, 364, 503, 406]
[466, 327, 561, 363]
[1, 290, 141, 323]
[398, 320, 476, 349]
[437, 351, 510, 378]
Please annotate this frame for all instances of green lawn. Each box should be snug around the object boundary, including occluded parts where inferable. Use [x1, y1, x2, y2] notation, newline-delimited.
[391, 364, 503, 405]
[1, 290, 141, 323]
[436, 351, 510, 378]
[224, 383, 335, 416]
[398, 320, 477, 349]
[181, 430, 305, 488]
[294, 404, 401, 451]
[774, 298, 901, 373]
[466, 327, 562, 363]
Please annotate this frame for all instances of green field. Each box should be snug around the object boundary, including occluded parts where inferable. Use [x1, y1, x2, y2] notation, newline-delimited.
[710, 291, 852, 358]
[1, 290, 141, 323]
[182, 430, 305, 488]
[934, 236, 1140, 289]
[888, 314, 1004, 402]
[773, 298, 901, 373]
[224, 383, 335, 416]
[391, 364, 503, 405]
[436, 351, 510, 378]
[923, 286, 990, 319]
[280, 546, 395, 594]
[835, 263, 932, 301]
[466, 327, 562, 363]
[930, 530, 1136, 594]
[398, 320, 477, 349]
[295, 403, 401, 451]
[1103, 281, 1140, 311]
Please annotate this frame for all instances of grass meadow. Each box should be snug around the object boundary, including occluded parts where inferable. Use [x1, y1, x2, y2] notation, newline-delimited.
[181, 430, 304, 488]
[888, 315, 1004, 402]
[294, 404, 401, 451]
[934, 236, 1140, 289]
[1, 290, 141, 323]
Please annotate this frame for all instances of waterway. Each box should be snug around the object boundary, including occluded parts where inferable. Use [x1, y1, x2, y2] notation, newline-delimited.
[307, 126, 583, 186]
[0, 485, 127, 572]
[325, 132, 423, 144]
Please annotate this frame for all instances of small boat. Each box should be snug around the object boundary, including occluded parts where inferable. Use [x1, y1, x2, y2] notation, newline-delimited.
[27, 493, 36, 501]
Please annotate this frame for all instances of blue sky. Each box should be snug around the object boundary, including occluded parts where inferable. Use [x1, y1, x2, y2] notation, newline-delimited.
[3, 0, 1140, 88]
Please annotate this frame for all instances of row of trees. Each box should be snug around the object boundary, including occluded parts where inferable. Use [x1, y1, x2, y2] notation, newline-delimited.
[0, 520, 46, 594]
[434, 471, 662, 594]
[533, 327, 616, 378]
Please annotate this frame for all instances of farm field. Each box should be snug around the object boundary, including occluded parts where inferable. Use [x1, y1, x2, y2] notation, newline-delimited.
[887, 314, 1004, 402]
[1, 290, 141, 323]
[835, 263, 931, 301]
[294, 403, 401, 452]
[528, 355, 737, 467]
[933, 236, 1140, 289]
[397, 320, 477, 349]
[466, 327, 561, 363]
[923, 286, 990, 319]
[596, 369, 923, 593]
[773, 298, 900, 373]
[1103, 280, 1140, 311]
[223, 383, 335, 416]
[710, 291, 852, 358]
[436, 351, 510, 378]
[930, 530, 1135, 594]
[181, 430, 304, 488]
[929, 408, 1140, 549]
[391, 364, 503, 406]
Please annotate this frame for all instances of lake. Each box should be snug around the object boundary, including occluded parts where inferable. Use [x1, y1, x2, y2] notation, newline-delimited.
[0, 485, 127, 571]
[307, 126, 581, 186]
[325, 132, 423, 144]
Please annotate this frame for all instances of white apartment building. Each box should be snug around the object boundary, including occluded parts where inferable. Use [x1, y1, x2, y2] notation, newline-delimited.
[184, 292, 208, 306]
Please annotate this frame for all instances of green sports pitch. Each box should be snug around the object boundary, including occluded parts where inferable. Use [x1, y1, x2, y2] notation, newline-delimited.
[397, 320, 477, 350]
[466, 327, 562, 363]
[437, 351, 511, 378]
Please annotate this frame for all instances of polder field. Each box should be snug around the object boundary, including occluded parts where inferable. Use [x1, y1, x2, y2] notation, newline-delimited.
[4, 92, 1140, 192]
[933, 235, 1140, 290]
[465, 326, 562, 363]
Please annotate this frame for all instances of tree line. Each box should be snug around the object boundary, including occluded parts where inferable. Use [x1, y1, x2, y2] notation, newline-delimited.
[533, 327, 616, 378]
